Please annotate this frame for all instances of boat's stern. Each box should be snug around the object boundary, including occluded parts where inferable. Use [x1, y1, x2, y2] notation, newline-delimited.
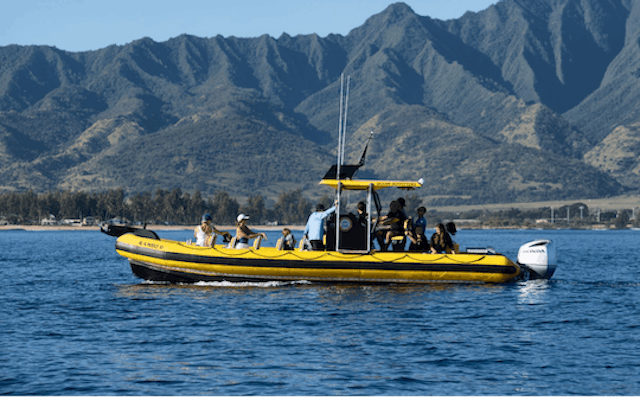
[517, 239, 557, 279]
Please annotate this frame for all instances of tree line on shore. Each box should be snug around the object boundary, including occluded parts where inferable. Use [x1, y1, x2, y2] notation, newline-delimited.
[0, 188, 638, 229]
[0, 188, 321, 225]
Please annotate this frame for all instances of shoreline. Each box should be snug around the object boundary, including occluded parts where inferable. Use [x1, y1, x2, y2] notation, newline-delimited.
[0, 224, 633, 231]
[0, 224, 306, 232]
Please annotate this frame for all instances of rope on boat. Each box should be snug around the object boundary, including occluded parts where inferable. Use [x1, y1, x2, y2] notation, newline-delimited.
[403, 254, 449, 263]
[445, 255, 488, 264]
[208, 247, 364, 262]
[180, 243, 491, 265]
[369, 253, 412, 263]
[208, 247, 255, 256]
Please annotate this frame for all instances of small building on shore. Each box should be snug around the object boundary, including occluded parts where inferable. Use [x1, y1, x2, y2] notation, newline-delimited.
[61, 218, 82, 226]
[41, 215, 57, 225]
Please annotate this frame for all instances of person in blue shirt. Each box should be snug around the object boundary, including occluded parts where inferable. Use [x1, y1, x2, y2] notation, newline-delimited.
[415, 206, 427, 234]
[302, 200, 337, 251]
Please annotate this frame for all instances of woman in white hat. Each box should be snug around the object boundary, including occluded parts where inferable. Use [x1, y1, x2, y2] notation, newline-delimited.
[235, 213, 268, 249]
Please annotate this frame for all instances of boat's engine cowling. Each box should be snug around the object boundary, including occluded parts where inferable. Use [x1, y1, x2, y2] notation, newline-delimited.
[517, 239, 557, 280]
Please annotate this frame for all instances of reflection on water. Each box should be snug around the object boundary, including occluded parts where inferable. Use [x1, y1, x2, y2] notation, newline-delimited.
[517, 280, 550, 305]
[115, 280, 313, 299]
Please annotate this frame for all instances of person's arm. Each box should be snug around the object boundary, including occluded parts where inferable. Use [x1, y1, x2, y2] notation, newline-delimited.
[212, 225, 229, 236]
[245, 227, 267, 240]
[286, 234, 295, 247]
[319, 205, 337, 219]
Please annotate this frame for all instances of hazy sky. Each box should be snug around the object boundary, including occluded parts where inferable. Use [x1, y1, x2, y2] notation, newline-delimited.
[1, 0, 498, 52]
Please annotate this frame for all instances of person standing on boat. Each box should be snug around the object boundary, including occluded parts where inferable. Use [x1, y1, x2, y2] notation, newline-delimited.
[194, 213, 231, 247]
[430, 223, 455, 254]
[235, 214, 268, 249]
[302, 200, 337, 251]
[415, 206, 427, 234]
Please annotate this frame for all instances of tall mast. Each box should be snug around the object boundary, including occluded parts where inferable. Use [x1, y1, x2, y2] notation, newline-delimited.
[336, 73, 350, 181]
[337, 74, 344, 180]
[335, 74, 350, 252]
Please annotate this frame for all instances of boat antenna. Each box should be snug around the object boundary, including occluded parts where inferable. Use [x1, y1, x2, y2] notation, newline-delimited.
[341, 75, 350, 168]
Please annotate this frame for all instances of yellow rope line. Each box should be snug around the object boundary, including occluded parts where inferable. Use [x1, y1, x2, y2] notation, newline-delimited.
[404, 253, 446, 263]
[208, 247, 254, 256]
[208, 247, 366, 262]
[369, 253, 410, 263]
[175, 242, 490, 266]
[446, 255, 487, 264]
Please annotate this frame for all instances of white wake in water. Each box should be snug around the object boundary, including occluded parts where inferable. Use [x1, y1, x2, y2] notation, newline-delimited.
[139, 280, 312, 287]
[192, 280, 312, 287]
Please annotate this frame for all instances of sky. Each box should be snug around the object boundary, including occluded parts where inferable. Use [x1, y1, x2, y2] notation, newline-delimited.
[1, 0, 498, 52]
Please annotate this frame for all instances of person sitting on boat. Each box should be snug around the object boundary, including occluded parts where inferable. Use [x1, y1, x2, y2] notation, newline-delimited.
[397, 197, 407, 216]
[375, 200, 407, 251]
[406, 224, 430, 252]
[279, 228, 296, 250]
[302, 200, 337, 251]
[235, 214, 267, 249]
[356, 201, 367, 226]
[430, 223, 455, 254]
[445, 221, 460, 253]
[194, 213, 231, 247]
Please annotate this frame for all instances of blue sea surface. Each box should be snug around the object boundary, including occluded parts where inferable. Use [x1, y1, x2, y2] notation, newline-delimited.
[1, 228, 639, 396]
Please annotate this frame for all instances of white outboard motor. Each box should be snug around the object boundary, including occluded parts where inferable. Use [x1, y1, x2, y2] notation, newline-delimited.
[517, 239, 557, 280]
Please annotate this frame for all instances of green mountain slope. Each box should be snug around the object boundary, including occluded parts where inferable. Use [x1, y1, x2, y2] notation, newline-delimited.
[1, 1, 638, 204]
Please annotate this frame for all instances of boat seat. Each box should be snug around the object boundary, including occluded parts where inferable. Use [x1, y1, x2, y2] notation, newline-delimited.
[208, 234, 218, 247]
[390, 219, 411, 250]
[227, 237, 237, 249]
[252, 236, 262, 249]
[299, 237, 308, 251]
[276, 238, 284, 250]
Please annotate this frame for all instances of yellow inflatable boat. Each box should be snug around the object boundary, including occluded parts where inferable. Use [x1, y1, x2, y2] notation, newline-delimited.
[107, 176, 556, 285]
[114, 231, 524, 284]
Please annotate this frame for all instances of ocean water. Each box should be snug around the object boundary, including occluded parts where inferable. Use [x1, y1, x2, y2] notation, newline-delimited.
[1, 228, 639, 396]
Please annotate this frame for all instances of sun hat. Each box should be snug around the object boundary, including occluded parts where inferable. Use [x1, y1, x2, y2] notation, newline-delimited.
[236, 213, 250, 222]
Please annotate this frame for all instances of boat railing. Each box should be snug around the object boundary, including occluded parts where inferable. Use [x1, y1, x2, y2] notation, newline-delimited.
[466, 247, 496, 255]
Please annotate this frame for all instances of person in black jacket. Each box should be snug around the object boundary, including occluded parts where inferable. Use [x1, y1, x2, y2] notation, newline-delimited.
[430, 223, 455, 254]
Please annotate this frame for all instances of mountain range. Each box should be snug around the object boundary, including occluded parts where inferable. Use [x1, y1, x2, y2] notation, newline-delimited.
[1, 0, 640, 206]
